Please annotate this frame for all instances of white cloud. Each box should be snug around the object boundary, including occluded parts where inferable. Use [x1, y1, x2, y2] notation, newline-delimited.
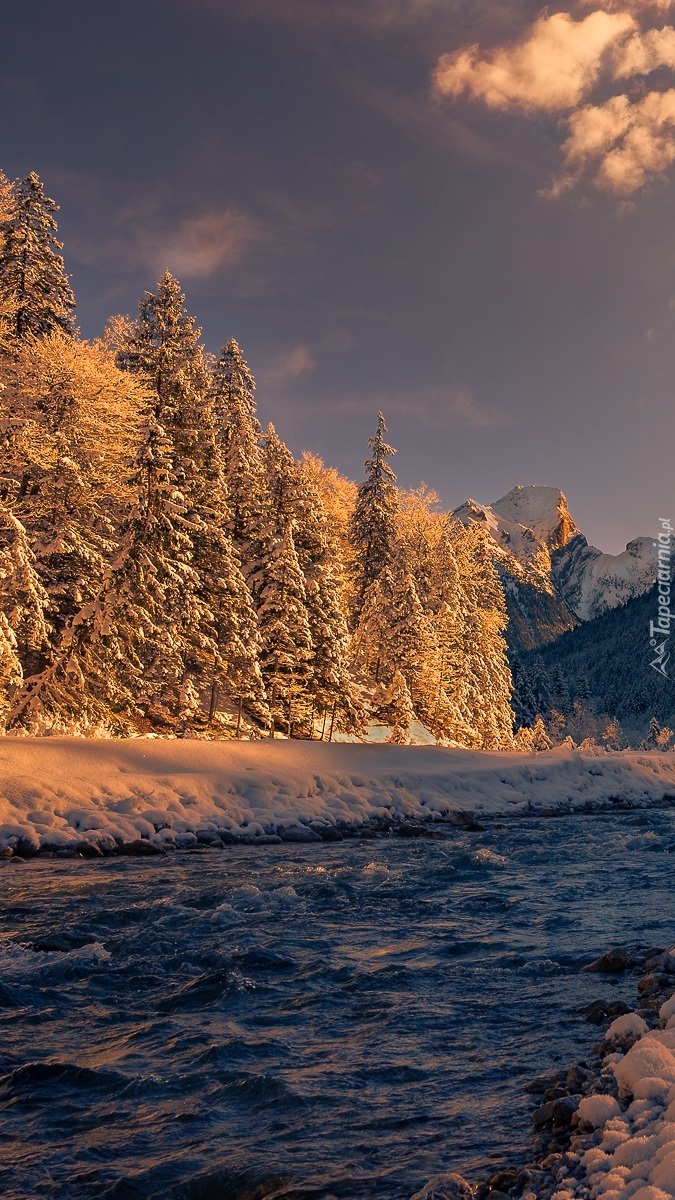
[435, 1, 675, 195]
[434, 11, 635, 113]
[558, 87, 675, 194]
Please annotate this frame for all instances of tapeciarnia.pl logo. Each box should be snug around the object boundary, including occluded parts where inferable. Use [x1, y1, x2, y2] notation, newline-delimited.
[650, 517, 673, 679]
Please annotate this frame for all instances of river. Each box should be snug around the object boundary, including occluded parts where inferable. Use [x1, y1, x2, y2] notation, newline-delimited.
[1, 809, 674, 1199]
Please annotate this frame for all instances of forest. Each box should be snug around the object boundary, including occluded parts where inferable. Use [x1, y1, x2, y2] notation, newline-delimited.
[0, 170, 665, 750]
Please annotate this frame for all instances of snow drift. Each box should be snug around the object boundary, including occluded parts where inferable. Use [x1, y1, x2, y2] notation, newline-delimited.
[0, 739, 675, 855]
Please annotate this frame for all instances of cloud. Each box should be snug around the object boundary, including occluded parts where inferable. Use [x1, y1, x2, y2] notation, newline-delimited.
[435, 1, 675, 195]
[443, 389, 511, 430]
[579, 0, 674, 10]
[68, 202, 264, 280]
[434, 11, 635, 113]
[153, 210, 261, 278]
[261, 344, 318, 385]
[555, 88, 675, 194]
[613, 25, 675, 76]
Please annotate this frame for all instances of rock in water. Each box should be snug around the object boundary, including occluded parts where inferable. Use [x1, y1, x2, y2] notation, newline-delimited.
[410, 1173, 474, 1200]
[581, 947, 628, 973]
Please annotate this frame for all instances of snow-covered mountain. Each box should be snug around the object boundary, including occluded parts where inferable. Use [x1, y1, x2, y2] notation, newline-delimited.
[453, 485, 656, 644]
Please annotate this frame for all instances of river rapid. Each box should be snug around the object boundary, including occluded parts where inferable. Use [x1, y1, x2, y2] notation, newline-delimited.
[1, 810, 675, 1200]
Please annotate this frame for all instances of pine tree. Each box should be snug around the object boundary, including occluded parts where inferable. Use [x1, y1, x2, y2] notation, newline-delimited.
[9, 416, 200, 732]
[641, 715, 673, 751]
[511, 656, 539, 729]
[187, 409, 267, 729]
[114, 273, 239, 723]
[0, 172, 75, 342]
[353, 549, 434, 720]
[0, 332, 144, 662]
[550, 664, 572, 715]
[514, 714, 552, 752]
[115, 272, 209, 456]
[294, 454, 360, 732]
[256, 519, 313, 735]
[448, 522, 514, 749]
[210, 338, 265, 562]
[0, 506, 50, 677]
[0, 611, 22, 730]
[385, 669, 415, 745]
[424, 525, 466, 741]
[349, 412, 398, 624]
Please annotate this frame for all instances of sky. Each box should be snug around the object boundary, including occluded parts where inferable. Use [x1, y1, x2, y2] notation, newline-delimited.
[4, 0, 675, 552]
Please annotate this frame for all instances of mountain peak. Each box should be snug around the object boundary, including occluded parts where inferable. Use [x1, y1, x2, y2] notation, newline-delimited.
[491, 485, 579, 551]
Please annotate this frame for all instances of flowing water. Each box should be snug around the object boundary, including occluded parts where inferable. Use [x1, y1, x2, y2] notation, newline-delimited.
[1, 809, 675, 1200]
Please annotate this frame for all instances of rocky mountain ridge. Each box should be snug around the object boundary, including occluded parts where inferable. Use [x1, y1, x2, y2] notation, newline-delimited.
[453, 485, 655, 649]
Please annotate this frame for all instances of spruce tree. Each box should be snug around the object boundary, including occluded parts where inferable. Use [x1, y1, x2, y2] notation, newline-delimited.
[0, 506, 50, 678]
[448, 521, 514, 749]
[0, 333, 144, 663]
[188, 410, 267, 729]
[210, 338, 265, 561]
[385, 669, 415, 745]
[0, 172, 75, 342]
[295, 455, 360, 732]
[256, 519, 313, 735]
[349, 412, 399, 624]
[9, 416, 200, 732]
[511, 657, 539, 729]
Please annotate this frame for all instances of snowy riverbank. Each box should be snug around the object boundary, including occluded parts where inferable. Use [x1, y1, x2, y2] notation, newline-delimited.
[520, 965, 675, 1200]
[1, 738, 675, 856]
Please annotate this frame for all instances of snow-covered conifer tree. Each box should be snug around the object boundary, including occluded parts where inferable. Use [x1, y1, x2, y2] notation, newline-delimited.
[447, 521, 514, 749]
[210, 339, 265, 564]
[9, 416, 200, 732]
[0, 173, 75, 342]
[255, 518, 313, 735]
[385, 669, 414, 745]
[0, 333, 144, 661]
[349, 412, 399, 624]
[188, 409, 267, 729]
[295, 454, 360, 731]
[354, 545, 434, 726]
[0, 506, 50, 678]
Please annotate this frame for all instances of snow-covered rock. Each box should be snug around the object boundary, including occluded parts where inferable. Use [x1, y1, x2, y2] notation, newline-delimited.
[562, 990, 675, 1200]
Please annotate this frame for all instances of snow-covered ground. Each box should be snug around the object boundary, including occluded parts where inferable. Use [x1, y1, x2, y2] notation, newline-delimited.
[1, 738, 675, 855]
[555, 990, 675, 1200]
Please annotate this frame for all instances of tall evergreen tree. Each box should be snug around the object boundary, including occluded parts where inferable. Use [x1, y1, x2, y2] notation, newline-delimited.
[0, 173, 75, 342]
[511, 656, 539, 729]
[256, 519, 313, 735]
[116, 276, 267, 727]
[210, 338, 265, 561]
[349, 412, 399, 624]
[0, 506, 50, 678]
[9, 416, 203, 733]
[0, 333, 144, 663]
[295, 455, 360, 731]
[188, 411, 267, 728]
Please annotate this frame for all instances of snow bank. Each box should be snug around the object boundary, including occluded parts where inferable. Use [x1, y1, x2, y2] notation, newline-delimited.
[554, 984, 675, 1200]
[0, 739, 674, 855]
